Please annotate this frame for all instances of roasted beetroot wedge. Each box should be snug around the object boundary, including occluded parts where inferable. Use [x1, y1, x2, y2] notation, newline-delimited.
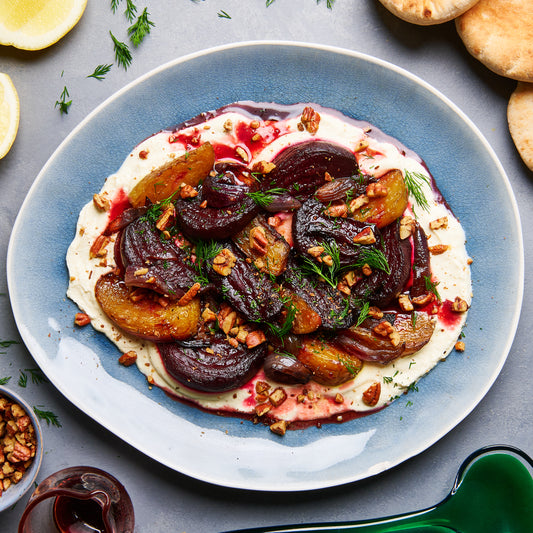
[267, 140, 359, 199]
[159, 334, 267, 392]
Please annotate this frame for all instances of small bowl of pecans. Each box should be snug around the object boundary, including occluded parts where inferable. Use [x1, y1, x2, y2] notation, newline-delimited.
[0, 385, 43, 512]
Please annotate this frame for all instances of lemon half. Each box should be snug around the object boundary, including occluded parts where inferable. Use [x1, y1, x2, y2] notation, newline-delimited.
[0, 0, 87, 51]
[0, 74, 20, 159]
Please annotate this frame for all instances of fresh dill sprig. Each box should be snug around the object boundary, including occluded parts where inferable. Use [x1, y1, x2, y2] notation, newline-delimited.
[266, 0, 275, 6]
[338, 356, 361, 376]
[194, 239, 223, 283]
[33, 406, 62, 427]
[404, 170, 431, 212]
[355, 301, 370, 327]
[87, 64, 113, 80]
[245, 188, 288, 208]
[110, 31, 133, 69]
[110, 0, 121, 13]
[55, 86, 72, 115]
[0, 340, 18, 348]
[128, 8, 155, 47]
[424, 276, 441, 302]
[124, 0, 137, 22]
[26, 368, 48, 385]
[18, 371, 27, 388]
[264, 303, 297, 338]
[355, 247, 391, 275]
[217, 10, 231, 19]
[318, 0, 335, 8]
[0, 376, 11, 386]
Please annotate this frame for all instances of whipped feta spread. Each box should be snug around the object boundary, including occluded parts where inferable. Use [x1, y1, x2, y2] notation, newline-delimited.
[67, 102, 471, 428]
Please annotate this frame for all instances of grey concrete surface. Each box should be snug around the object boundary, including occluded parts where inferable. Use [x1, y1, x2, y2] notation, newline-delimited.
[0, 1, 531, 531]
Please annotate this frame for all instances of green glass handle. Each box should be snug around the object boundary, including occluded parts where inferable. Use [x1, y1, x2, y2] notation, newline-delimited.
[225, 445, 533, 533]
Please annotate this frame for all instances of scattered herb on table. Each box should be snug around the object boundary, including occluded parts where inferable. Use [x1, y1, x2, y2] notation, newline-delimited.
[55, 86, 72, 115]
[124, 0, 138, 22]
[33, 406, 62, 428]
[128, 7, 155, 47]
[217, 10, 231, 19]
[0, 376, 11, 385]
[87, 64, 113, 80]
[110, 31, 133, 69]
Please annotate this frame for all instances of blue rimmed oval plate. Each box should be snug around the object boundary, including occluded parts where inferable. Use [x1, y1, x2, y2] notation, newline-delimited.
[7, 42, 523, 491]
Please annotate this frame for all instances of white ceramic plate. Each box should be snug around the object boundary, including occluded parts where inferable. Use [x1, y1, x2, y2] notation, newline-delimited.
[7, 42, 523, 491]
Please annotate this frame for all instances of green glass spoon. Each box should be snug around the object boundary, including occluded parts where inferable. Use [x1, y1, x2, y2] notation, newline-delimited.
[226, 445, 533, 533]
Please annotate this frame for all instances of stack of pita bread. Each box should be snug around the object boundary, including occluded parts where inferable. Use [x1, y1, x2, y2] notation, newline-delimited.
[378, 0, 533, 171]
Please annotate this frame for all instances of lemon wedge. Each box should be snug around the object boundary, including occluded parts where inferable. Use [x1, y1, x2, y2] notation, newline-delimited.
[0, 0, 87, 51]
[0, 73, 20, 159]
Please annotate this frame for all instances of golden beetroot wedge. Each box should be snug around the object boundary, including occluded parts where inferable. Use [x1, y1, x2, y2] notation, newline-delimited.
[129, 142, 215, 208]
[394, 311, 436, 355]
[232, 216, 291, 277]
[95, 272, 200, 341]
[297, 337, 363, 387]
[286, 293, 322, 335]
[351, 169, 408, 228]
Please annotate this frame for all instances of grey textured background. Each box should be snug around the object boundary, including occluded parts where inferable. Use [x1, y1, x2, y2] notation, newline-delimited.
[0, 1, 531, 531]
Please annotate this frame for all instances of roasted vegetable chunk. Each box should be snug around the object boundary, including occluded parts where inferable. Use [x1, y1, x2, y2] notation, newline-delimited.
[120, 216, 203, 300]
[159, 334, 267, 392]
[297, 337, 363, 386]
[267, 140, 359, 199]
[232, 215, 291, 276]
[129, 142, 215, 208]
[95, 272, 200, 341]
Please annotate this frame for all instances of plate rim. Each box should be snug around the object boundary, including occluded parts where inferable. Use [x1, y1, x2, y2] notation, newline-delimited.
[6, 40, 525, 491]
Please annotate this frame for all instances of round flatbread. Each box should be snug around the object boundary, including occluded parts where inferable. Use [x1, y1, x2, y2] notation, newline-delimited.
[456, 0, 533, 82]
[508, 82, 533, 171]
[377, 0, 480, 25]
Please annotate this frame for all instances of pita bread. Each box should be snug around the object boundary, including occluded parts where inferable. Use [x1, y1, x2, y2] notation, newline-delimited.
[456, 0, 533, 82]
[508, 82, 533, 171]
[377, 0, 480, 25]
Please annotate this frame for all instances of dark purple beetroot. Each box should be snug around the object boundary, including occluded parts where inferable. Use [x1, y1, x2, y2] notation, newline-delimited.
[293, 198, 378, 266]
[159, 334, 267, 392]
[206, 243, 284, 322]
[267, 140, 359, 199]
[352, 220, 411, 308]
[175, 195, 259, 240]
[410, 223, 432, 299]
[263, 352, 312, 385]
[314, 176, 369, 204]
[104, 205, 147, 235]
[120, 217, 202, 299]
[201, 167, 248, 208]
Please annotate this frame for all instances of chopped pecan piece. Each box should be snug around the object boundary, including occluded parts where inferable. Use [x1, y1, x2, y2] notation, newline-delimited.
[249, 226, 269, 256]
[429, 217, 448, 230]
[362, 382, 381, 407]
[269, 420, 288, 436]
[429, 244, 449, 255]
[178, 282, 201, 306]
[212, 248, 237, 276]
[451, 297, 469, 313]
[399, 216, 416, 240]
[353, 227, 376, 244]
[398, 294, 414, 312]
[74, 312, 91, 327]
[455, 341, 466, 352]
[93, 193, 110, 212]
[269, 387, 287, 407]
[89, 234, 110, 259]
[366, 182, 388, 198]
[252, 160, 276, 174]
[118, 351, 138, 367]
[300, 106, 321, 134]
